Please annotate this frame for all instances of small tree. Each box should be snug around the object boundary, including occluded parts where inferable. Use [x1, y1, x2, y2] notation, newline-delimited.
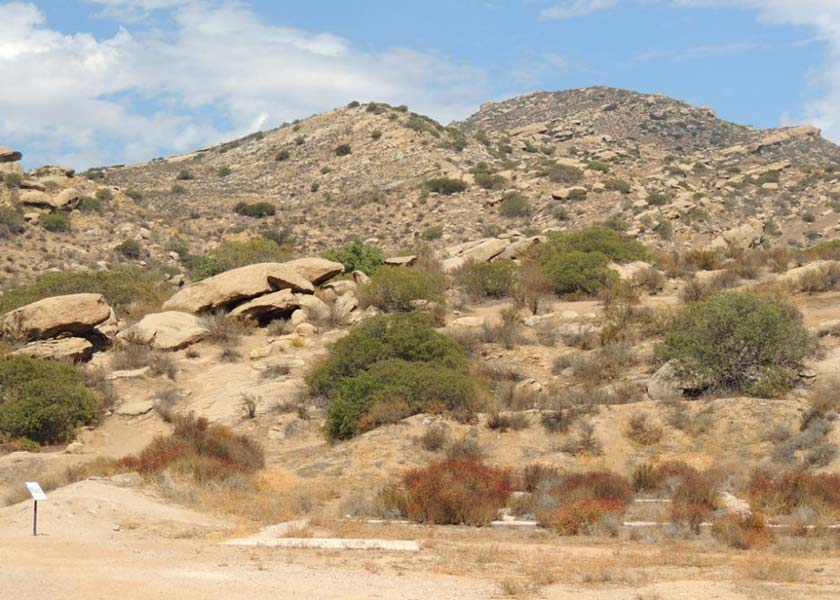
[322, 238, 385, 275]
[657, 292, 815, 397]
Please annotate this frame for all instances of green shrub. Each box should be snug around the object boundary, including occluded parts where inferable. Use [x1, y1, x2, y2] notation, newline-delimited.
[370, 129, 382, 141]
[542, 250, 617, 296]
[307, 312, 476, 439]
[588, 161, 610, 173]
[188, 237, 291, 281]
[422, 225, 443, 240]
[542, 226, 649, 263]
[125, 189, 143, 201]
[0, 356, 99, 444]
[94, 188, 112, 202]
[498, 192, 531, 218]
[0, 268, 172, 317]
[335, 144, 352, 156]
[360, 266, 446, 312]
[327, 360, 477, 439]
[0, 206, 25, 238]
[41, 211, 71, 232]
[541, 162, 583, 184]
[171, 184, 186, 194]
[115, 239, 142, 259]
[455, 260, 517, 300]
[217, 166, 232, 177]
[233, 201, 276, 218]
[605, 178, 631, 194]
[275, 149, 290, 162]
[657, 292, 815, 396]
[647, 192, 669, 206]
[175, 169, 194, 181]
[322, 238, 384, 275]
[424, 177, 467, 195]
[474, 172, 507, 190]
[3, 173, 22, 189]
[78, 196, 103, 213]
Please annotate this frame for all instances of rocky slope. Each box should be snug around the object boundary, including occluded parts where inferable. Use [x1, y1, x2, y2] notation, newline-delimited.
[1, 87, 840, 286]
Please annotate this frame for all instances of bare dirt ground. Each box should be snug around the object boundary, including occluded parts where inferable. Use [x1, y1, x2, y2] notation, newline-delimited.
[2, 479, 839, 599]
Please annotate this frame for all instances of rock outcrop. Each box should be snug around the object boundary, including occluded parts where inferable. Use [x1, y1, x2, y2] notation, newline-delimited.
[162, 263, 314, 313]
[228, 289, 300, 322]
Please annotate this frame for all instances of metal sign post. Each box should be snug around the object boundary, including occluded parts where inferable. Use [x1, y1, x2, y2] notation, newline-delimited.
[24, 482, 47, 536]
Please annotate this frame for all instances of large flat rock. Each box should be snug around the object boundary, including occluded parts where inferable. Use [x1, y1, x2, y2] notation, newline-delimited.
[280, 257, 344, 285]
[162, 263, 314, 313]
[11, 337, 93, 363]
[0, 293, 112, 341]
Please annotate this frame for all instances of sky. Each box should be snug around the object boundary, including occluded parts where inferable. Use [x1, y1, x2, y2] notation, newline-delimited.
[1, 0, 838, 169]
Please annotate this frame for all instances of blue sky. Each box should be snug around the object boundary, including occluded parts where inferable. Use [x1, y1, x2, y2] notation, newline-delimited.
[1, 0, 838, 168]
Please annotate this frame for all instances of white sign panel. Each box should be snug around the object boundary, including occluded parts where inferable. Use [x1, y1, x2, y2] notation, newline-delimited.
[25, 481, 47, 502]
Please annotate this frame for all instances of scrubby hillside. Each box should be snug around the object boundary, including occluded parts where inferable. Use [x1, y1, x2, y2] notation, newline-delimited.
[2, 87, 840, 289]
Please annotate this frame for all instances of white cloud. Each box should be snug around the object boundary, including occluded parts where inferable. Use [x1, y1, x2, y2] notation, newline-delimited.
[667, 1, 840, 140]
[539, 0, 618, 21]
[0, 1, 487, 168]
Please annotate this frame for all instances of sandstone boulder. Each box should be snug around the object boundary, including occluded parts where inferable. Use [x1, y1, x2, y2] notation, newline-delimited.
[496, 236, 544, 261]
[162, 263, 314, 313]
[609, 261, 654, 280]
[53, 187, 81, 210]
[11, 337, 93, 363]
[352, 270, 371, 285]
[452, 238, 509, 264]
[282, 258, 344, 285]
[0, 293, 112, 341]
[385, 255, 417, 267]
[0, 146, 21, 162]
[646, 360, 708, 402]
[19, 190, 54, 209]
[322, 280, 356, 296]
[295, 294, 331, 322]
[117, 311, 210, 350]
[332, 292, 359, 324]
[228, 289, 300, 322]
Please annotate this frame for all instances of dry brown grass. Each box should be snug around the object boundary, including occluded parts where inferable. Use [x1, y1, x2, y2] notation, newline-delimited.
[739, 555, 806, 582]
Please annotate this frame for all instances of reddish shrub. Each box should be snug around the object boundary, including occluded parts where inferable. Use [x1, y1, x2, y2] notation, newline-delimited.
[711, 512, 773, 549]
[632, 460, 699, 493]
[535, 470, 633, 535]
[389, 459, 513, 526]
[116, 414, 264, 483]
[747, 469, 840, 518]
[670, 472, 717, 533]
[521, 463, 562, 493]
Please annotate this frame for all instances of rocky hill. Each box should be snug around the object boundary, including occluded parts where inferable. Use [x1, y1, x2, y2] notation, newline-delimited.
[1, 87, 840, 286]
